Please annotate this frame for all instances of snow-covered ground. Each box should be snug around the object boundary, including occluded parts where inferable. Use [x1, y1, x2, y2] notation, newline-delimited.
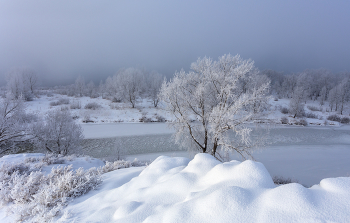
[57, 154, 349, 222]
[1, 153, 349, 222]
[26, 93, 349, 126]
[25, 94, 173, 124]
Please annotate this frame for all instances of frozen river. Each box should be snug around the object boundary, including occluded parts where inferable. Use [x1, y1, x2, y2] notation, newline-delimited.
[80, 123, 350, 186]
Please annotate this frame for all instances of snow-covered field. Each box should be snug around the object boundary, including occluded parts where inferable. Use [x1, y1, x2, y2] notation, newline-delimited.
[59, 154, 350, 222]
[26, 94, 349, 126]
[2, 153, 349, 222]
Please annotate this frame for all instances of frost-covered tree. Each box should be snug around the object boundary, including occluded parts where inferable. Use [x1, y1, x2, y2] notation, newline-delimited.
[159, 54, 270, 160]
[86, 81, 96, 98]
[337, 78, 350, 115]
[289, 86, 305, 118]
[31, 110, 83, 155]
[116, 68, 144, 108]
[6, 68, 38, 101]
[329, 78, 350, 114]
[0, 97, 32, 154]
[75, 76, 85, 97]
[146, 71, 163, 107]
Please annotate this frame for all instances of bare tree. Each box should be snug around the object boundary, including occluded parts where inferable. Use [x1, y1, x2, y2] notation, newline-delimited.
[22, 69, 38, 95]
[6, 68, 37, 101]
[289, 86, 305, 118]
[31, 109, 83, 155]
[116, 68, 144, 108]
[159, 54, 270, 160]
[146, 71, 163, 107]
[0, 97, 30, 154]
[75, 76, 85, 97]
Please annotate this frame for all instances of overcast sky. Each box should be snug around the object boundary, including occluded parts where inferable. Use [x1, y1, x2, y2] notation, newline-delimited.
[1, 0, 349, 86]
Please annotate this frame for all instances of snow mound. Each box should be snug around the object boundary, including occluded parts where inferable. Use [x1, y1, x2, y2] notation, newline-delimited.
[59, 154, 350, 222]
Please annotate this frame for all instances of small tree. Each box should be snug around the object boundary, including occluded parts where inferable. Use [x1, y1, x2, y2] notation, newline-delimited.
[159, 54, 270, 160]
[0, 97, 30, 154]
[116, 68, 144, 108]
[32, 110, 83, 155]
[75, 76, 85, 97]
[289, 87, 305, 118]
[146, 71, 163, 107]
[6, 68, 38, 101]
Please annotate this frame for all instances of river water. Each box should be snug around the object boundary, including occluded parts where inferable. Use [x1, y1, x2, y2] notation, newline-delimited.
[80, 123, 350, 186]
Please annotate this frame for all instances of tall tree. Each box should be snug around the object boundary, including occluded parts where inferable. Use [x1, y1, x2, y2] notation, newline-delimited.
[159, 54, 270, 160]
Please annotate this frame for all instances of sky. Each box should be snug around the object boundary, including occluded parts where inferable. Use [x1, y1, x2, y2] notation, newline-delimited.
[0, 0, 349, 86]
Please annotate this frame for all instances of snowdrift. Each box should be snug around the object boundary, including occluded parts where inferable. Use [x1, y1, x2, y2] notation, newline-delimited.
[58, 154, 350, 222]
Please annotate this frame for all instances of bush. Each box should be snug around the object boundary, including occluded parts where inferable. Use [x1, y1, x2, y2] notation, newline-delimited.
[305, 112, 318, 119]
[281, 117, 289, 124]
[49, 98, 70, 106]
[295, 119, 308, 126]
[84, 102, 102, 110]
[280, 107, 289, 114]
[0, 154, 146, 222]
[139, 116, 152, 123]
[111, 97, 122, 103]
[82, 113, 94, 123]
[70, 100, 81, 109]
[273, 176, 298, 185]
[307, 105, 322, 112]
[340, 117, 350, 124]
[155, 115, 166, 122]
[327, 114, 341, 122]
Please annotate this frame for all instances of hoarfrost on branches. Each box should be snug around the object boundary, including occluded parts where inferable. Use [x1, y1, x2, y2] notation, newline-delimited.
[159, 54, 270, 160]
[31, 109, 84, 155]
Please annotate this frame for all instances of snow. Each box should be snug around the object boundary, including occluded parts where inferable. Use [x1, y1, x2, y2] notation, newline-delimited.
[25, 94, 348, 127]
[0, 153, 105, 174]
[55, 154, 350, 222]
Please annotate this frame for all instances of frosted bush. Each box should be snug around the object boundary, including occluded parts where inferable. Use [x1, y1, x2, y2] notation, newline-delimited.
[305, 112, 318, 119]
[327, 114, 341, 122]
[281, 116, 289, 124]
[295, 119, 308, 126]
[99, 159, 144, 174]
[280, 107, 289, 114]
[0, 154, 146, 222]
[307, 105, 322, 112]
[70, 100, 81, 109]
[84, 102, 102, 110]
[50, 98, 70, 106]
[340, 117, 350, 124]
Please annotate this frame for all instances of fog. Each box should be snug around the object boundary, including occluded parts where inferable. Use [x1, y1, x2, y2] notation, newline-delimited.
[1, 1, 349, 86]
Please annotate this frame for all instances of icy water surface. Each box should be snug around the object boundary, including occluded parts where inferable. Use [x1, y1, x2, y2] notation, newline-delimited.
[80, 123, 350, 186]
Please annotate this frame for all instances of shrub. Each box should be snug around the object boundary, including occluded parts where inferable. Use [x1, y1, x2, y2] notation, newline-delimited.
[111, 97, 122, 103]
[49, 98, 70, 106]
[84, 102, 102, 110]
[307, 105, 322, 112]
[327, 114, 341, 122]
[281, 117, 289, 124]
[280, 107, 289, 114]
[340, 117, 350, 124]
[295, 119, 308, 126]
[155, 115, 166, 122]
[139, 116, 152, 123]
[0, 154, 146, 222]
[82, 114, 94, 123]
[273, 176, 298, 185]
[305, 112, 318, 119]
[70, 100, 81, 109]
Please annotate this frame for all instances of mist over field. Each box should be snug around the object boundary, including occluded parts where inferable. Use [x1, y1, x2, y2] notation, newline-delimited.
[1, 1, 350, 86]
